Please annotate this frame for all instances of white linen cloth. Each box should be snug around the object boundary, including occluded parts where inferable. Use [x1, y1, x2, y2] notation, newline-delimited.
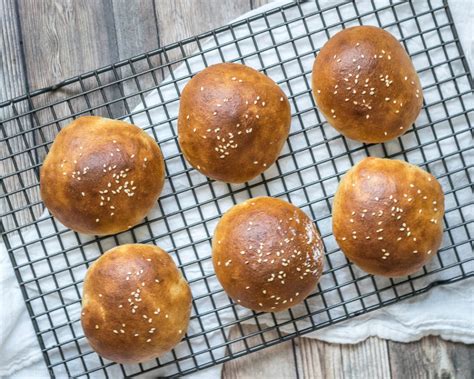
[1, 0, 473, 378]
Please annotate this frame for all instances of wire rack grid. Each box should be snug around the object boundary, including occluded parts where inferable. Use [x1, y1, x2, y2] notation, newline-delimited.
[1, 0, 473, 377]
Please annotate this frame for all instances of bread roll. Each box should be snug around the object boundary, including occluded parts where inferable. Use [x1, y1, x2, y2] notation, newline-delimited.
[332, 157, 445, 277]
[312, 26, 423, 143]
[40, 116, 165, 235]
[212, 197, 324, 312]
[81, 244, 192, 364]
[178, 63, 291, 183]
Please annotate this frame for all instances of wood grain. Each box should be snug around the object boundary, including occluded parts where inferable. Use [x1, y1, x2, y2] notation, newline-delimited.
[18, 0, 119, 90]
[296, 337, 391, 379]
[295, 337, 344, 378]
[155, 0, 251, 45]
[0, 0, 40, 228]
[251, 0, 273, 8]
[222, 324, 298, 379]
[154, 0, 251, 66]
[341, 337, 391, 378]
[111, 0, 162, 111]
[17, 0, 122, 152]
[112, 0, 159, 60]
[388, 336, 474, 379]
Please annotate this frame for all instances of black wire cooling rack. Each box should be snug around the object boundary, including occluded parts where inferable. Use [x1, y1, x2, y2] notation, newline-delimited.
[1, 0, 473, 377]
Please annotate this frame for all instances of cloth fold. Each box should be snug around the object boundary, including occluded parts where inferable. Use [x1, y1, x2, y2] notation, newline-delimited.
[1, 0, 473, 378]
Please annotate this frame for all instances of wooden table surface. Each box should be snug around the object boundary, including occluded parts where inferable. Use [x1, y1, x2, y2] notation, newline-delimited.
[0, 0, 472, 378]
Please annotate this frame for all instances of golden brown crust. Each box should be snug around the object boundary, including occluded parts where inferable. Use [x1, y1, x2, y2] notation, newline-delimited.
[40, 116, 165, 235]
[178, 63, 291, 183]
[312, 26, 423, 143]
[332, 157, 445, 277]
[81, 244, 192, 364]
[212, 197, 324, 312]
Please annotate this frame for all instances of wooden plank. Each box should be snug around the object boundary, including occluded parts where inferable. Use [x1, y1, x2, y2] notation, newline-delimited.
[251, 0, 273, 9]
[222, 324, 298, 379]
[0, 0, 41, 228]
[295, 337, 344, 378]
[154, 0, 251, 67]
[295, 337, 390, 378]
[111, 0, 163, 112]
[155, 0, 252, 45]
[18, 0, 119, 90]
[0, 0, 26, 99]
[341, 337, 391, 379]
[112, 0, 160, 60]
[17, 0, 123, 142]
[389, 336, 474, 379]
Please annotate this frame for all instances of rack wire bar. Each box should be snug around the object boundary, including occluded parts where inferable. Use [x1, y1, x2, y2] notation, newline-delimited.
[1, 0, 473, 377]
